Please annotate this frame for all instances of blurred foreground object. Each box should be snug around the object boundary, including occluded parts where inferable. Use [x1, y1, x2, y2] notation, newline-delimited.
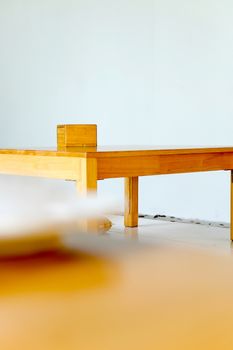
[0, 176, 114, 257]
[0, 242, 233, 349]
[0, 176, 233, 349]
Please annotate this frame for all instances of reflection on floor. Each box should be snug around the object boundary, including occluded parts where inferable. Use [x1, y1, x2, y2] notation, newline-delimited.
[109, 216, 232, 255]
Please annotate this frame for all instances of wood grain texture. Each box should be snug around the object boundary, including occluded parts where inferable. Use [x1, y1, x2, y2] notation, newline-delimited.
[0, 154, 82, 180]
[57, 124, 97, 148]
[85, 146, 233, 158]
[97, 152, 233, 179]
[76, 158, 99, 231]
[76, 158, 97, 195]
[124, 177, 138, 227]
[2, 146, 233, 158]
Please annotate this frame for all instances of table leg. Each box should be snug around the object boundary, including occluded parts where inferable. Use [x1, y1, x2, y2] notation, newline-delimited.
[75, 158, 98, 232]
[76, 158, 97, 195]
[124, 177, 138, 228]
[231, 171, 233, 241]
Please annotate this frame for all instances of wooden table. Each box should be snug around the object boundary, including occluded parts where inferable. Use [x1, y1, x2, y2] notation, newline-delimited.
[0, 124, 233, 238]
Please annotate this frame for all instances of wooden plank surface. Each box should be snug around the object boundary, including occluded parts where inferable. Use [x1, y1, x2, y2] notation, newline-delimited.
[97, 152, 233, 179]
[0, 154, 82, 180]
[1, 146, 233, 158]
[1, 146, 233, 182]
[0, 151, 233, 179]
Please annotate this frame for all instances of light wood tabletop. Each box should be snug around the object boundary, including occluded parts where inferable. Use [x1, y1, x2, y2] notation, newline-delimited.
[0, 124, 233, 238]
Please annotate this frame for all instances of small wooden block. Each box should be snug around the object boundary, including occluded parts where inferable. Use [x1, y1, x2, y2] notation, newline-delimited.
[57, 124, 97, 148]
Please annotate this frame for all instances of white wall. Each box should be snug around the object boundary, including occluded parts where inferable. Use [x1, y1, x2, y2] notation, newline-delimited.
[0, 0, 233, 222]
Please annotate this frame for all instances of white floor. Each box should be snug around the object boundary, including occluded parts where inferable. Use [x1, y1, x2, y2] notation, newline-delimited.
[109, 216, 233, 255]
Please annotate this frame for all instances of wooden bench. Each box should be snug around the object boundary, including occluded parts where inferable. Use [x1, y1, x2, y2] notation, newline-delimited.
[0, 124, 233, 238]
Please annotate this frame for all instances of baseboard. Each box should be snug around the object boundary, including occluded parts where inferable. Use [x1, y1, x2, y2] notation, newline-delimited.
[138, 214, 229, 229]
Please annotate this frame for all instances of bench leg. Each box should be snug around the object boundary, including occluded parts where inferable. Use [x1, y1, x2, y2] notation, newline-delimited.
[75, 158, 97, 232]
[124, 177, 138, 228]
[76, 158, 97, 195]
[231, 171, 233, 241]
[75, 158, 112, 233]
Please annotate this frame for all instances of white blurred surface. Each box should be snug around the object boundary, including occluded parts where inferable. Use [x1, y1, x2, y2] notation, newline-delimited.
[0, 176, 117, 236]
